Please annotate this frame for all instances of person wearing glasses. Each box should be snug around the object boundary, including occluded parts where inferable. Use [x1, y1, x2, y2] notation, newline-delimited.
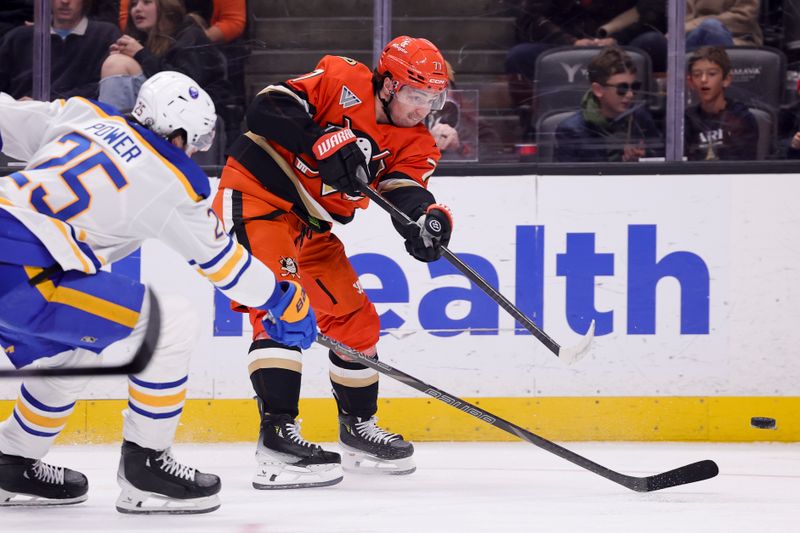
[211, 36, 454, 489]
[555, 46, 662, 162]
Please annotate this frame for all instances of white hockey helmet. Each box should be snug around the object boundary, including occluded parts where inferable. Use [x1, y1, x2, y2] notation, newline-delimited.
[132, 71, 217, 154]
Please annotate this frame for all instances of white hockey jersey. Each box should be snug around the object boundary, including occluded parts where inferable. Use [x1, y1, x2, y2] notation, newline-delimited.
[0, 94, 277, 309]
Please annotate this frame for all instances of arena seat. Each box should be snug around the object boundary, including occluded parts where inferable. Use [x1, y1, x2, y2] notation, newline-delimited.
[532, 46, 654, 131]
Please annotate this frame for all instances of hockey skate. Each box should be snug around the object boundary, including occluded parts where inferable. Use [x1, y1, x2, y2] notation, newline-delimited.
[0, 450, 88, 506]
[338, 414, 416, 475]
[254, 413, 343, 489]
[115, 440, 220, 514]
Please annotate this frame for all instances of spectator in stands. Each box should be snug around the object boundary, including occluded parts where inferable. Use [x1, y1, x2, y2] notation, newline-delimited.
[426, 61, 502, 161]
[119, 0, 245, 43]
[185, 0, 245, 44]
[183, 0, 249, 149]
[555, 47, 662, 162]
[684, 46, 758, 160]
[632, 0, 763, 73]
[0, 0, 120, 38]
[98, 0, 229, 113]
[425, 61, 477, 160]
[505, 0, 638, 139]
[0, 0, 120, 100]
[787, 127, 800, 159]
[0, 1, 33, 40]
[787, 123, 800, 159]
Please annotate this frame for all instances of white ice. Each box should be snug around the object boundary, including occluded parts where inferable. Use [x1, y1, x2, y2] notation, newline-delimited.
[2, 442, 798, 532]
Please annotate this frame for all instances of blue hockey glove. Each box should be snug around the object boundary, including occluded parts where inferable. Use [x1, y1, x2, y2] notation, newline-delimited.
[262, 281, 317, 349]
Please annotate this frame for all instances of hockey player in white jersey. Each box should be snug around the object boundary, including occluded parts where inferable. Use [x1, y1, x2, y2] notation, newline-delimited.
[0, 71, 318, 513]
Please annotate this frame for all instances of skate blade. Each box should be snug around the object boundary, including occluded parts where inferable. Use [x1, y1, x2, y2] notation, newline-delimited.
[252, 460, 343, 490]
[339, 443, 416, 475]
[115, 476, 220, 515]
[0, 488, 87, 506]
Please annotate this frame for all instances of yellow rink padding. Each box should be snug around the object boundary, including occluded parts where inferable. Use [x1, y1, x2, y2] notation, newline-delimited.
[0, 396, 797, 444]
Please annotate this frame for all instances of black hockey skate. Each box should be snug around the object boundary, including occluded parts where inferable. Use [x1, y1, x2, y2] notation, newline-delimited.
[116, 440, 220, 514]
[254, 413, 343, 489]
[0, 450, 88, 506]
[338, 414, 416, 475]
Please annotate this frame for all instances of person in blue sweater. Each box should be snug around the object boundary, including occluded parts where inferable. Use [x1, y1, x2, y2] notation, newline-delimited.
[555, 46, 662, 162]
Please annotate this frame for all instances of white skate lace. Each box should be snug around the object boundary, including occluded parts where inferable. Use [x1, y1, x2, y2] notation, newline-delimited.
[354, 417, 401, 444]
[155, 450, 195, 481]
[284, 419, 318, 449]
[31, 460, 65, 485]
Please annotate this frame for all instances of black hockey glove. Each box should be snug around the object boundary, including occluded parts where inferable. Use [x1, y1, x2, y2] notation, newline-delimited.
[312, 128, 367, 197]
[405, 204, 453, 262]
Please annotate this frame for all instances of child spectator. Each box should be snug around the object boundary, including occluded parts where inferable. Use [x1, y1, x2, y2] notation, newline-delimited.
[555, 47, 662, 162]
[505, 0, 638, 139]
[684, 45, 758, 160]
[98, 0, 229, 113]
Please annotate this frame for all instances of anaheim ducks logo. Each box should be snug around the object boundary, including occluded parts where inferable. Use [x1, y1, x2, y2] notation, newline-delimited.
[279, 256, 299, 278]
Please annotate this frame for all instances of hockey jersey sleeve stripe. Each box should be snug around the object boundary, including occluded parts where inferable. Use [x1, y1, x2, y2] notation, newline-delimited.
[80, 98, 208, 202]
[25, 266, 140, 328]
[205, 244, 245, 283]
[48, 218, 93, 273]
[217, 252, 252, 291]
[259, 84, 312, 114]
[196, 237, 234, 270]
[377, 177, 426, 193]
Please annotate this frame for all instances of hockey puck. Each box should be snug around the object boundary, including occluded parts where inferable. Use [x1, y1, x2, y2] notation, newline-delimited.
[750, 417, 777, 430]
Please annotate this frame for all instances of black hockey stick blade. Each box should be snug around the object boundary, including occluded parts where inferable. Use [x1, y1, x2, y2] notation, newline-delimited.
[0, 289, 161, 378]
[639, 459, 720, 492]
[354, 174, 593, 363]
[319, 333, 719, 492]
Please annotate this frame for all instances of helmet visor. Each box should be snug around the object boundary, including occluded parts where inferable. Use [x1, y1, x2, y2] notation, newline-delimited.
[395, 86, 447, 111]
[191, 128, 216, 153]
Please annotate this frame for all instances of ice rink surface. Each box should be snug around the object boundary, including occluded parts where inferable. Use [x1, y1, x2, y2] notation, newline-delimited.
[2, 441, 798, 532]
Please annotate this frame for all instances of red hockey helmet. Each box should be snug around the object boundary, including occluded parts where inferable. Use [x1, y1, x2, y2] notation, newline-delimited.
[377, 36, 449, 94]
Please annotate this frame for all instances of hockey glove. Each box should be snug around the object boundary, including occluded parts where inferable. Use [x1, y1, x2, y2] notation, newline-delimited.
[262, 280, 317, 350]
[312, 128, 367, 197]
[405, 204, 453, 262]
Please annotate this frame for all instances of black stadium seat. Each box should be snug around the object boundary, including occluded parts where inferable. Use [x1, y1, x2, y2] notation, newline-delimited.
[532, 46, 654, 130]
[717, 46, 786, 111]
[748, 106, 777, 160]
[534, 109, 575, 162]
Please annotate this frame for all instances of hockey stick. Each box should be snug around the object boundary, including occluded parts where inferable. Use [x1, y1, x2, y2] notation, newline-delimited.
[354, 173, 594, 364]
[318, 333, 719, 492]
[0, 290, 161, 378]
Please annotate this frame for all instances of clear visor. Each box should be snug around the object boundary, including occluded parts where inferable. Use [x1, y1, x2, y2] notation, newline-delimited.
[191, 128, 216, 154]
[395, 85, 447, 111]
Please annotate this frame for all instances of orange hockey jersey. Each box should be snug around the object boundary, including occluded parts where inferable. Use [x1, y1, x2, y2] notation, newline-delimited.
[220, 55, 441, 229]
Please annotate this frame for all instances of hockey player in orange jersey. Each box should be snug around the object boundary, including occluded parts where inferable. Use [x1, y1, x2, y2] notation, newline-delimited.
[212, 36, 454, 488]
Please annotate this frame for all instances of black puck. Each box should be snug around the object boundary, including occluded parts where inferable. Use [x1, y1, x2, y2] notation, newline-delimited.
[750, 417, 777, 429]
